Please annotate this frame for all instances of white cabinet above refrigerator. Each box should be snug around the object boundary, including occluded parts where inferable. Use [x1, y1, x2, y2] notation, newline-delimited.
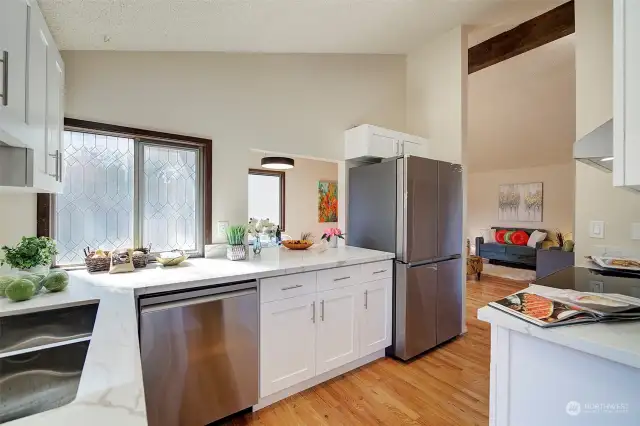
[344, 124, 429, 161]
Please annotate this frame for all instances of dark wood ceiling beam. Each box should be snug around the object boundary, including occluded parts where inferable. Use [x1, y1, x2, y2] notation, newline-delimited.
[468, 1, 575, 74]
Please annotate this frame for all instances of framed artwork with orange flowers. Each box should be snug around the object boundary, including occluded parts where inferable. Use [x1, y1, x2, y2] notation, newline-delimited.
[318, 181, 338, 223]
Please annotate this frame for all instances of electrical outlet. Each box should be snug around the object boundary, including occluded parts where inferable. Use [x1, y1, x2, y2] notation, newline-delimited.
[632, 223, 640, 240]
[217, 221, 229, 236]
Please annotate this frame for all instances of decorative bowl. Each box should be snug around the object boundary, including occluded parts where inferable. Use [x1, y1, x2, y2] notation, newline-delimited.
[282, 240, 313, 250]
[155, 251, 189, 266]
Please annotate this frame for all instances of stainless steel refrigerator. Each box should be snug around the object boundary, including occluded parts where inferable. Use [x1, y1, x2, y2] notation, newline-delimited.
[348, 156, 463, 360]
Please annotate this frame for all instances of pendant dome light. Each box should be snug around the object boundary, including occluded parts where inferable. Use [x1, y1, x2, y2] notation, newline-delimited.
[261, 156, 295, 170]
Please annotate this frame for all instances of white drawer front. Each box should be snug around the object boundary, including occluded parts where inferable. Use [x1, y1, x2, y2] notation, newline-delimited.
[317, 265, 362, 292]
[260, 272, 317, 303]
[361, 260, 393, 282]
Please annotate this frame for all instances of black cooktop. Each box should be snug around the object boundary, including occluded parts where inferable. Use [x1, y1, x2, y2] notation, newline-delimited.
[535, 267, 640, 298]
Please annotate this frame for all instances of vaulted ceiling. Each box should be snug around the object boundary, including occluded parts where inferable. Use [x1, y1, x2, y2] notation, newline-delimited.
[38, 0, 565, 53]
[467, 35, 576, 172]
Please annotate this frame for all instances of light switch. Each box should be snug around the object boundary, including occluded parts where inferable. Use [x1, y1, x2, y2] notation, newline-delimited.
[589, 220, 605, 239]
[632, 223, 640, 240]
[217, 221, 229, 236]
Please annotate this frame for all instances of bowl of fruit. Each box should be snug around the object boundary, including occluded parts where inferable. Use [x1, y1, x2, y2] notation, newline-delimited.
[282, 233, 314, 250]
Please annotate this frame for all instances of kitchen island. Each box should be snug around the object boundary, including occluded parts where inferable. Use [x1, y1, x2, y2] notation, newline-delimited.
[478, 274, 640, 426]
[0, 246, 394, 426]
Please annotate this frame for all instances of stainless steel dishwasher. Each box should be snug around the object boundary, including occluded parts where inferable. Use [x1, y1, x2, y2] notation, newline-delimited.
[139, 280, 258, 426]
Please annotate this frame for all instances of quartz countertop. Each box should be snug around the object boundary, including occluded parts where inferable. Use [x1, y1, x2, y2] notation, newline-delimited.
[1, 246, 394, 425]
[478, 284, 640, 369]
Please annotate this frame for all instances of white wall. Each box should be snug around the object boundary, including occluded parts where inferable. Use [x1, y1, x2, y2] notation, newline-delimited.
[574, 0, 640, 261]
[467, 163, 575, 242]
[248, 152, 338, 241]
[0, 51, 405, 244]
[406, 26, 468, 165]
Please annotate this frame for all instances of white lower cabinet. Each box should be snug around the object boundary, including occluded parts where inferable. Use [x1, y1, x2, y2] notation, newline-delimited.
[259, 262, 393, 400]
[315, 286, 359, 374]
[260, 293, 317, 398]
[359, 278, 393, 357]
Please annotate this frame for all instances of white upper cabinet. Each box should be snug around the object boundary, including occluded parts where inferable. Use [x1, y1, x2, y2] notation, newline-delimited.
[359, 278, 392, 358]
[345, 124, 429, 160]
[0, 0, 29, 146]
[614, 0, 640, 191]
[0, 0, 64, 193]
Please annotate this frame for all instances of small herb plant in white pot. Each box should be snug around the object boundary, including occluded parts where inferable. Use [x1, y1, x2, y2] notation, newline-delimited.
[226, 225, 247, 261]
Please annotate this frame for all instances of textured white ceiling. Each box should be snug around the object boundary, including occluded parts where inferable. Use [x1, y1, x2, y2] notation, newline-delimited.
[38, 0, 565, 53]
[468, 35, 576, 172]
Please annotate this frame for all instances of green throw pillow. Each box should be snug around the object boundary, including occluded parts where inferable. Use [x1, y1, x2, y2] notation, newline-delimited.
[504, 231, 514, 244]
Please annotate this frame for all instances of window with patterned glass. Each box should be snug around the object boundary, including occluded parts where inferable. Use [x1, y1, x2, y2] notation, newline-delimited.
[55, 130, 204, 265]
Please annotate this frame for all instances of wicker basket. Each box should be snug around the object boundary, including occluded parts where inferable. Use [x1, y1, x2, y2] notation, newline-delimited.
[85, 250, 148, 272]
[282, 240, 313, 250]
[85, 253, 111, 273]
[133, 253, 149, 269]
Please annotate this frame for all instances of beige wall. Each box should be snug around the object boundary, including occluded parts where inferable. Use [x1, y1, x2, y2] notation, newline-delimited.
[249, 152, 338, 241]
[0, 51, 406, 245]
[467, 163, 575, 243]
[574, 0, 640, 261]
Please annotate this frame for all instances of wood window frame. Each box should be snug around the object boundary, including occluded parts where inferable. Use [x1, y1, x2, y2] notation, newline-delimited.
[37, 118, 213, 253]
[248, 168, 286, 232]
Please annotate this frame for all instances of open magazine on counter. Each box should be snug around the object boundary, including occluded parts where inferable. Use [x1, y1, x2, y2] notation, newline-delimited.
[489, 288, 640, 328]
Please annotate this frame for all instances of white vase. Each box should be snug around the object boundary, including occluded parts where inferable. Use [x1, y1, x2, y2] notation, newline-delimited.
[328, 238, 338, 248]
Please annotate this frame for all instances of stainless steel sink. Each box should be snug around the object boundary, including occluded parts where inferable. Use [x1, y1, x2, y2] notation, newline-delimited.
[0, 303, 98, 423]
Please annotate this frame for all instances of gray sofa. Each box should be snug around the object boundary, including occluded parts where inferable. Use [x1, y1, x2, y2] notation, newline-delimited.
[475, 227, 545, 269]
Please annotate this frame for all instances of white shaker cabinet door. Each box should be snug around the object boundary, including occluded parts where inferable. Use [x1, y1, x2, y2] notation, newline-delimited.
[315, 285, 359, 375]
[260, 293, 317, 398]
[359, 278, 392, 357]
[0, 0, 28, 145]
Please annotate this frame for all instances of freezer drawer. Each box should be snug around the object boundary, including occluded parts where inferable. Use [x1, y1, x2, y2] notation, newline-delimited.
[436, 258, 463, 345]
[139, 282, 258, 426]
[393, 262, 438, 360]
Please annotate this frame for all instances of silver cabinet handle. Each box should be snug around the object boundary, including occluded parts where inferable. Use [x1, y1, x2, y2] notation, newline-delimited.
[0, 51, 7, 106]
[364, 290, 368, 310]
[58, 149, 62, 182]
[320, 300, 325, 321]
[281, 284, 303, 291]
[333, 276, 350, 282]
[372, 269, 387, 275]
[49, 150, 60, 180]
[311, 301, 316, 323]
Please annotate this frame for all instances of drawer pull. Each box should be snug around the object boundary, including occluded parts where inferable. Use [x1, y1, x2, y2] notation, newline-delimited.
[372, 269, 388, 275]
[333, 276, 351, 282]
[281, 284, 303, 291]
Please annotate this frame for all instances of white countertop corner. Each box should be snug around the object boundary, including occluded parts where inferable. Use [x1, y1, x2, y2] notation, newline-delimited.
[478, 285, 640, 369]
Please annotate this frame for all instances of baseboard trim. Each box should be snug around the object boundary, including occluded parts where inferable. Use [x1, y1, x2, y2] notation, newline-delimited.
[253, 349, 386, 411]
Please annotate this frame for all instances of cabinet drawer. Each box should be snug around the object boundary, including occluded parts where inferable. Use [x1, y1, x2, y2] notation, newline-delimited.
[317, 265, 362, 292]
[260, 272, 317, 303]
[361, 261, 393, 282]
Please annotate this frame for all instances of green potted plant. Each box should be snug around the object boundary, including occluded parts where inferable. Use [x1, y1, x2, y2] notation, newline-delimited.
[1, 237, 58, 274]
[226, 225, 247, 261]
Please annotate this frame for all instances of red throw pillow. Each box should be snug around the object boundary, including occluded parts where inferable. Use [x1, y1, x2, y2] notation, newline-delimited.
[495, 229, 507, 244]
[511, 230, 529, 246]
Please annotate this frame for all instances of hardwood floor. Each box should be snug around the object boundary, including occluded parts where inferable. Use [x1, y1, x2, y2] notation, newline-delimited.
[225, 276, 526, 426]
